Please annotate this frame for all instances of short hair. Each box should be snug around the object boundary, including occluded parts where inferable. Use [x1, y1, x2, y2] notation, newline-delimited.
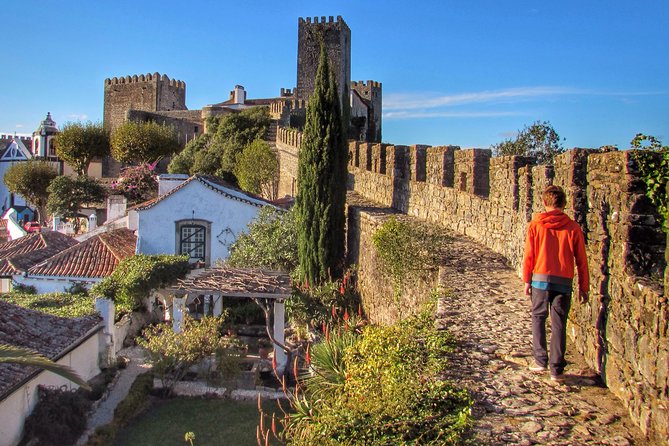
[543, 185, 567, 208]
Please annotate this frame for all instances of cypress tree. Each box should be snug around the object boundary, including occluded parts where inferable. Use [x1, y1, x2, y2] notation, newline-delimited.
[296, 45, 348, 285]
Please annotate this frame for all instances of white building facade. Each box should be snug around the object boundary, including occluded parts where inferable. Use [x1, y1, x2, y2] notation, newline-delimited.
[130, 175, 275, 265]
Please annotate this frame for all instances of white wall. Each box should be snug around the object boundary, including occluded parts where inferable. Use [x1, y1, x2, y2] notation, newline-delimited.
[3, 209, 26, 240]
[0, 331, 102, 446]
[13, 275, 100, 294]
[136, 181, 265, 263]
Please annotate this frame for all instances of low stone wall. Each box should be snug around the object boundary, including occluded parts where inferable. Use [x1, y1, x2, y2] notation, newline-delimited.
[346, 194, 439, 325]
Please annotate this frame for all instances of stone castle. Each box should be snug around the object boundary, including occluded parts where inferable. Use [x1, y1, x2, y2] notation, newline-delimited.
[103, 15, 381, 176]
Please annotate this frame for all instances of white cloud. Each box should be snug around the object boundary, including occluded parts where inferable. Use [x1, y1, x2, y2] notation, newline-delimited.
[67, 114, 88, 121]
[15, 124, 23, 128]
[384, 87, 582, 111]
[383, 111, 521, 120]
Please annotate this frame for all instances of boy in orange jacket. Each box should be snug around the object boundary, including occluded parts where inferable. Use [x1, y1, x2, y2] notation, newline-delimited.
[522, 185, 589, 381]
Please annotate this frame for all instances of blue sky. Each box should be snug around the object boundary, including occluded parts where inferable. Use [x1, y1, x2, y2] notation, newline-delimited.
[2, 0, 668, 149]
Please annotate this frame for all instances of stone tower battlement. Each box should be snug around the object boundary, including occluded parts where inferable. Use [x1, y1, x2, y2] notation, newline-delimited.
[351, 80, 382, 142]
[296, 15, 351, 105]
[103, 72, 187, 133]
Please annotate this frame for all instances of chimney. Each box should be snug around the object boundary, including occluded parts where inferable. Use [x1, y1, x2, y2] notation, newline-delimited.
[158, 174, 189, 196]
[106, 195, 127, 222]
[233, 85, 246, 104]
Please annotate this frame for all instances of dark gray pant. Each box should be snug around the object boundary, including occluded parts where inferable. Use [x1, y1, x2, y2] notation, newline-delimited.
[531, 288, 571, 375]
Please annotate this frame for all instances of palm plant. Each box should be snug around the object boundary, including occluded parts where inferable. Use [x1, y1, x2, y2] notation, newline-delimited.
[0, 344, 91, 390]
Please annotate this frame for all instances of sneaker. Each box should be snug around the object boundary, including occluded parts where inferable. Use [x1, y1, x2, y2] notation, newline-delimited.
[529, 363, 547, 372]
[550, 374, 566, 383]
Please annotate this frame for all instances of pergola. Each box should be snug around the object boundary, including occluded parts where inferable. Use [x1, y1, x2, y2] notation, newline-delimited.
[159, 266, 292, 374]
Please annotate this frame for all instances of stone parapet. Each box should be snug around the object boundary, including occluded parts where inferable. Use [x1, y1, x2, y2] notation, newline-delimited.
[344, 141, 668, 441]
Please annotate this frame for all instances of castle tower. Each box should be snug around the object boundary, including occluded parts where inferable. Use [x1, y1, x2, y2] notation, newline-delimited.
[296, 16, 351, 107]
[351, 80, 382, 143]
[103, 73, 187, 132]
[32, 112, 59, 160]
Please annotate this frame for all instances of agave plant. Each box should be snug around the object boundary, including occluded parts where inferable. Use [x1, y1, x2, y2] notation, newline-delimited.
[0, 344, 91, 390]
[301, 324, 358, 400]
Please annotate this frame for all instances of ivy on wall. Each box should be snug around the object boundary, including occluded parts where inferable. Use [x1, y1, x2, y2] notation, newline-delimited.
[91, 255, 190, 315]
[371, 217, 448, 313]
[630, 134, 669, 231]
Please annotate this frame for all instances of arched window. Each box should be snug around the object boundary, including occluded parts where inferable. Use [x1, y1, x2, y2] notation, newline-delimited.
[48, 139, 56, 157]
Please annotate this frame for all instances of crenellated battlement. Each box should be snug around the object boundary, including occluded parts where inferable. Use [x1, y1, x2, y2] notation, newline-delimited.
[104, 72, 186, 89]
[0, 134, 32, 143]
[351, 80, 382, 88]
[299, 15, 346, 25]
[103, 72, 188, 135]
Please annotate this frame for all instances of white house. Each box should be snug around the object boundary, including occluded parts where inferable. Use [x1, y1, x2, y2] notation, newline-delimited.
[0, 300, 103, 446]
[129, 174, 277, 266]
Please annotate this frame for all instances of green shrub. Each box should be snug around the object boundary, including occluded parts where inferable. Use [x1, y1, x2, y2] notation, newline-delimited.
[282, 301, 471, 445]
[11, 282, 36, 294]
[91, 254, 190, 315]
[227, 206, 298, 273]
[23, 385, 92, 446]
[630, 134, 669, 231]
[137, 316, 227, 393]
[288, 270, 360, 329]
[2, 292, 95, 318]
[372, 217, 449, 313]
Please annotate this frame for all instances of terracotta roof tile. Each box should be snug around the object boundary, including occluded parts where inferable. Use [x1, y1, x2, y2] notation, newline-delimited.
[28, 228, 136, 278]
[0, 232, 79, 275]
[0, 299, 101, 399]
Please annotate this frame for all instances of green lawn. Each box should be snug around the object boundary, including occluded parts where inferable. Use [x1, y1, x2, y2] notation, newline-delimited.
[114, 398, 284, 446]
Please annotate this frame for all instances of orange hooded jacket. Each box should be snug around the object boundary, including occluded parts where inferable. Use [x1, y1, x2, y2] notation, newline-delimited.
[522, 209, 589, 294]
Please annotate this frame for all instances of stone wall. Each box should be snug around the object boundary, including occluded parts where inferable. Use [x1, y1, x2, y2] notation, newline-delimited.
[103, 73, 187, 133]
[346, 141, 668, 440]
[276, 132, 668, 439]
[346, 195, 439, 325]
[276, 127, 302, 197]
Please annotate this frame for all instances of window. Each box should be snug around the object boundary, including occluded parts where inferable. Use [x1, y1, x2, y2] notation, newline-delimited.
[176, 219, 212, 265]
[194, 126, 199, 133]
[48, 139, 56, 157]
[180, 224, 206, 261]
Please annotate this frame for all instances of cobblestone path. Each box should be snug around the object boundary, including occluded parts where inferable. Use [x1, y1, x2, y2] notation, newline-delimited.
[434, 234, 652, 446]
[76, 346, 151, 446]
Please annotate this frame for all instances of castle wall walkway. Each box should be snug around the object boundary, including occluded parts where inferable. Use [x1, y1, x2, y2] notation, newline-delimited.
[434, 227, 651, 445]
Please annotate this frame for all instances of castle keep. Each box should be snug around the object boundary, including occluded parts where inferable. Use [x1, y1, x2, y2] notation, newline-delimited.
[103, 16, 382, 175]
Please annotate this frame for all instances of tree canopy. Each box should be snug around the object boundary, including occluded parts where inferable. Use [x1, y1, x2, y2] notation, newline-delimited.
[3, 160, 57, 222]
[227, 207, 297, 272]
[295, 45, 348, 285]
[110, 121, 180, 164]
[47, 175, 107, 232]
[111, 163, 158, 204]
[492, 121, 565, 164]
[54, 121, 110, 175]
[167, 107, 270, 184]
[234, 139, 278, 199]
